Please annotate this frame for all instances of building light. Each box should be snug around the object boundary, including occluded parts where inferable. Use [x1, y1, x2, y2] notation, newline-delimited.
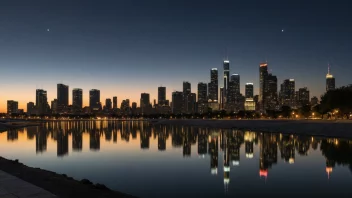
[224, 60, 230, 63]
[211, 68, 218, 70]
[246, 83, 254, 85]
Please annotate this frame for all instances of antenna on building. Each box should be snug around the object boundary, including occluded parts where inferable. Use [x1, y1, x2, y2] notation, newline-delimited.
[328, 63, 331, 74]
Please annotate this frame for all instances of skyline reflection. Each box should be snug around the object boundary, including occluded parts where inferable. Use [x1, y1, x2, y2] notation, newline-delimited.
[0, 121, 351, 197]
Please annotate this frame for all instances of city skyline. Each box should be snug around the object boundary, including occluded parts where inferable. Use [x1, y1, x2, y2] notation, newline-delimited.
[0, 0, 351, 112]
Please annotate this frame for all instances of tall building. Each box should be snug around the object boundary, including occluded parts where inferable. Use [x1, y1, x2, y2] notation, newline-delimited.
[113, 96, 117, 109]
[72, 88, 83, 112]
[158, 87, 166, 105]
[231, 74, 240, 102]
[245, 83, 254, 98]
[197, 83, 207, 103]
[298, 87, 310, 106]
[89, 89, 101, 112]
[259, 63, 269, 111]
[7, 100, 18, 115]
[279, 79, 295, 108]
[208, 68, 218, 102]
[266, 74, 278, 110]
[172, 91, 183, 114]
[36, 89, 49, 115]
[183, 81, 191, 95]
[220, 87, 224, 110]
[51, 99, 58, 114]
[57, 84, 69, 113]
[326, 64, 335, 91]
[140, 93, 150, 114]
[223, 60, 230, 92]
[197, 82, 208, 114]
[27, 102, 35, 115]
[105, 98, 112, 110]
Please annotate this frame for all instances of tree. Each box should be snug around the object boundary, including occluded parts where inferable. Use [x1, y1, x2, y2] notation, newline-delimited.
[320, 85, 352, 119]
[299, 105, 311, 118]
[281, 106, 292, 118]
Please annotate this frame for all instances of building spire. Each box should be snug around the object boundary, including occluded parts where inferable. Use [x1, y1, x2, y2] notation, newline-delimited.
[328, 63, 331, 75]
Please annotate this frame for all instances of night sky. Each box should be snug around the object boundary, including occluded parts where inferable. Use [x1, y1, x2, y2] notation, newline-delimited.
[0, 0, 351, 112]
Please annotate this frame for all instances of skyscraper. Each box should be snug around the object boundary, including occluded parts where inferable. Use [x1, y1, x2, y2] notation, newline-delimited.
[7, 100, 18, 114]
[105, 98, 112, 110]
[140, 93, 150, 114]
[197, 82, 208, 103]
[72, 88, 83, 112]
[172, 91, 183, 114]
[259, 63, 269, 112]
[220, 87, 224, 110]
[113, 96, 117, 109]
[223, 60, 230, 92]
[279, 79, 295, 107]
[245, 83, 254, 98]
[158, 87, 166, 105]
[208, 68, 218, 102]
[326, 64, 335, 91]
[183, 81, 191, 95]
[57, 84, 69, 113]
[89, 89, 101, 112]
[36, 89, 48, 115]
[27, 102, 35, 115]
[298, 87, 310, 106]
[231, 74, 240, 100]
[266, 74, 278, 110]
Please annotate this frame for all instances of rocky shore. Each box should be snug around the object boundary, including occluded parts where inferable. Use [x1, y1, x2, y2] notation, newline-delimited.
[152, 119, 352, 138]
[0, 157, 136, 198]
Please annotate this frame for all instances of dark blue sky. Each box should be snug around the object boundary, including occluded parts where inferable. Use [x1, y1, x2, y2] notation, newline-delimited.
[0, 0, 351, 110]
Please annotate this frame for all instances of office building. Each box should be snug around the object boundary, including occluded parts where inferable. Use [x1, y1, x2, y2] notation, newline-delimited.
[7, 100, 18, 115]
[113, 96, 117, 109]
[72, 88, 83, 112]
[36, 89, 49, 115]
[245, 83, 254, 98]
[298, 87, 310, 106]
[245, 98, 256, 111]
[326, 64, 335, 91]
[158, 87, 166, 105]
[220, 87, 224, 110]
[279, 79, 295, 108]
[172, 91, 183, 114]
[105, 98, 112, 110]
[208, 68, 218, 102]
[259, 63, 269, 111]
[51, 99, 58, 114]
[223, 60, 230, 92]
[197, 82, 208, 113]
[57, 84, 69, 113]
[266, 74, 278, 110]
[140, 93, 150, 114]
[89, 89, 101, 112]
[27, 102, 35, 115]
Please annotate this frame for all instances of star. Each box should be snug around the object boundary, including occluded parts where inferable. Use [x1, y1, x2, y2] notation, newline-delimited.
[281, 29, 284, 32]
[47, 29, 50, 32]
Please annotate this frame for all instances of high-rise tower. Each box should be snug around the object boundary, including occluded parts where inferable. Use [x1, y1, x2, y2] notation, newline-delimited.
[72, 88, 83, 112]
[326, 64, 335, 91]
[57, 84, 69, 113]
[223, 60, 230, 92]
[259, 63, 268, 112]
[208, 68, 218, 102]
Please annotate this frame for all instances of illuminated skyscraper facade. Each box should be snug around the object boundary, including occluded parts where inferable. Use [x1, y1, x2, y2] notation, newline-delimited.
[259, 63, 268, 111]
[72, 88, 83, 112]
[326, 65, 335, 91]
[89, 89, 101, 112]
[208, 68, 218, 102]
[57, 84, 69, 113]
[245, 83, 254, 98]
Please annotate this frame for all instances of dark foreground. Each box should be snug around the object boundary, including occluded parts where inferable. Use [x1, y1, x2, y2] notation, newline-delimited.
[0, 157, 136, 198]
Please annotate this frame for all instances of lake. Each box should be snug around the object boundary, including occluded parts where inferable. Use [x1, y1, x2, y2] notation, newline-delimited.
[0, 121, 351, 198]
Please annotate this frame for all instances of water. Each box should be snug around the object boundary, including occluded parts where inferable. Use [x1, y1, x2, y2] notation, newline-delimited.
[0, 121, 351, 198]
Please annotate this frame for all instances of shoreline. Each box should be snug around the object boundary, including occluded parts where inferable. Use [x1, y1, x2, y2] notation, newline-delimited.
[0, 157, 136, 198]
[152, 119, 352, 139]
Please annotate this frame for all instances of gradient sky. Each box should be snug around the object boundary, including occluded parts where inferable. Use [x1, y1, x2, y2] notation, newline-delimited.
[0, 0, 351, 112]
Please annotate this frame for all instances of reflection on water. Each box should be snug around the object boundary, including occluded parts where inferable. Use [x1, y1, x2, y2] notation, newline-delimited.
[0, 121, 352, 198]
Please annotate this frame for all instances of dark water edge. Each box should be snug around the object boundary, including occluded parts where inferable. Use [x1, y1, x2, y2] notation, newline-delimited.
[0, 157, 137, 198]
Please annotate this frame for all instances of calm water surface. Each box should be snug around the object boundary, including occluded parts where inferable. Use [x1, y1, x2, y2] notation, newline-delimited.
[0, 121, 351, 198]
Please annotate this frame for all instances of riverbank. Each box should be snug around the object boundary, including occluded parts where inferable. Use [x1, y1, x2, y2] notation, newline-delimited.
[0, 157, 136, 198]
[153, 119, 352, 138]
